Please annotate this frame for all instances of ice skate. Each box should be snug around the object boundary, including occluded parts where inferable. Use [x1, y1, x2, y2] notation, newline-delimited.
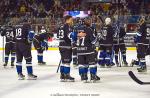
[28, 74, 37, 80]
[3, 63, 7, 68]
[60, 73, 66, 82]
[111, 62, 115, 66]
[18, 73, 25, 80]
[11, 62, 15, 68]
[137, 66, 147, 72]
[64, 74, 75, 82]
[106, 64, 111, 68]
[116, 62, 119, 67]
[38, 61, 46, 65]
[123, 61, 128, 67]
[90, 74, 100, 83]
[80, 73, 88, 83]
[130, 59, 135, 67]
[99, 64, 105, 68]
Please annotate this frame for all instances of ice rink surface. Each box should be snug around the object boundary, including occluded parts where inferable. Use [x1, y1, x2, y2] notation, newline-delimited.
[0, 50, 150, 98]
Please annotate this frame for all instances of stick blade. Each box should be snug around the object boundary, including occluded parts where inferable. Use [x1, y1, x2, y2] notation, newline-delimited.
[128, 71, 143, 85]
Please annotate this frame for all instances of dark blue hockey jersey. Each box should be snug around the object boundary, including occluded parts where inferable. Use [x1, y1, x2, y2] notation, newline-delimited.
[1, 26, 16, 43]
[57, 24, 72, 49]
[76, 25, 96, 55]
[15, 23, 31, 43]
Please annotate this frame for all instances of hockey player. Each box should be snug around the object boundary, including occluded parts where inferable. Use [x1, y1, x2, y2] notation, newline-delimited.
[113, 23, 128, 66]
[90, 21, 100, 66]
[91, 22, 97, 36]
[57, 15, 75, 82]
[136, 17, 148, 72]
[15, 19, 37, 80]
[145, 23, 150, 56]
[72, 19, 87, 67]
[0, 23, 16, 68]
[130, 26, 142, 67]
[33, 26, 52, 65]
[75, 17, 100, 82]
[98, 17, 115, 68]
[71, 19, 81, 67]
[146, 24, 150, 55]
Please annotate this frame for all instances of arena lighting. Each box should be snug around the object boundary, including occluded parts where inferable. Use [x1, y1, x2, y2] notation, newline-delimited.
[64, 11, 91, 18]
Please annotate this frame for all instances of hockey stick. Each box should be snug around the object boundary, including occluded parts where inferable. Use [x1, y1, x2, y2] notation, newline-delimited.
[128, 71, 150, 85]
[116, 21, 122, 67]
[2, 36, 5, 62]
[56, 59, 61, 73]
[116, 1, 123, 67]
[118, 49, 122, 67]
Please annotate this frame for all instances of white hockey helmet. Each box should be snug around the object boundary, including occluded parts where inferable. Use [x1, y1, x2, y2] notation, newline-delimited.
[105, 17, 111, 25]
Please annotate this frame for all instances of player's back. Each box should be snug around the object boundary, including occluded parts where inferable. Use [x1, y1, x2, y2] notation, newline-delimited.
[1, 26, 16, 42]
[15, 23, 31, 43]
[101, 25, 114, 45]
[57, 24, 72, 47]
[113, 27, 126, 44]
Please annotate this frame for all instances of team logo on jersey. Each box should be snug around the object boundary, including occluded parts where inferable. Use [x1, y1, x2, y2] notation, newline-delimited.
[102, 29, 107, 37]
[146, 28, 150, 36]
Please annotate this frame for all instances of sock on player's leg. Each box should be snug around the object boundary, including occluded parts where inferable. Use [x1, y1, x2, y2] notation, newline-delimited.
[64, 66, 70, 74]
[115, 54, 118, 63]
[105, 51, 111, 66]
[37, 53, 43, 63]
[11, 53, 15, 67]
[16, 62, 22, 74]
[26, 66, 33, 74]
[89, 65, 97, 75]
[60, 65, 70, 75]
[137, 58, 147, 72]
[60, 66, 64, 73]
[4, 55, 9, 66]
[11, 53, 15, 62]
[79, 65, 88, 81]
[89, 65, 100, 81]
[79, 65, 86, 75]
[98, 51, 106, 66]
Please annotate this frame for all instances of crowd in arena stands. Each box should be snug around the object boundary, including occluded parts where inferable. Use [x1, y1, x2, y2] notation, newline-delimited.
[0, 0, 150, 26]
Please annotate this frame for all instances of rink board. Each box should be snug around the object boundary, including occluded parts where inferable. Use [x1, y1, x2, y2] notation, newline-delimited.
[0, 47, 136, 51]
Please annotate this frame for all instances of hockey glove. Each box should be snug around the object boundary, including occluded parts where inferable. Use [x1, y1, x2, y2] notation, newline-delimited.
[28, 30, 35, 43]
[41, 40, 48, 51]
[134, 32, 142, 43]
